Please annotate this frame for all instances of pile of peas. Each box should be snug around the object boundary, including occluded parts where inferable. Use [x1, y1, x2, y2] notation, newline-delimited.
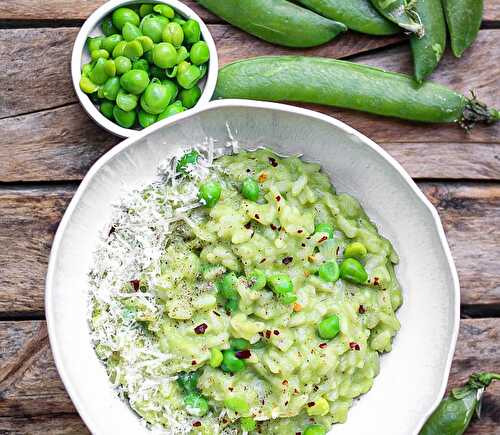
[79, 3, 210, 129]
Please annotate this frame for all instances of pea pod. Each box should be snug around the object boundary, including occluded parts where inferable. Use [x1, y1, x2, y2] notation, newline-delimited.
[442, 0, 483, 58]
[420, 372, 500, 435]
[215, 56, 499, 128]
[369, 0, 423, 36]
[410, 0, 446, 82]
[196, 0, 347, 48]
[296, 0, 398, 35]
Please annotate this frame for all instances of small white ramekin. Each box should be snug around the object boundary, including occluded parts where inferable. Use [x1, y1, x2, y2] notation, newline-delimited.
[71, 0, 218, 137]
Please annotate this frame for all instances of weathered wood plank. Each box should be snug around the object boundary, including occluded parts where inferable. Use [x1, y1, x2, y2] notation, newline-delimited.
[0, 0, 498, 23]
[0, 319, 498, 433]
[0, 25, 403, 119]
[0, 183, 498, 315]
[0, 414, 89, 435]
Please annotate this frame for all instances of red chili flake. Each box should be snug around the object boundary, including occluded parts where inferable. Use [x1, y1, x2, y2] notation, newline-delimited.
[130, 280, 140, 291]
[192, 421, 201, 427]
[373, 277, 380, 286]
[213, 311, 221, 317]
[265, 330, 272, 339]
[318, 235, 328, 243]
[254, 213, 260, 219]
[296, 432, 302, 435]
[307, 402, 315, 407]
[358, 305, 366, 314]
[192, 360, 197, 365]
[319, 343, 327, 349]
[270, 224, 278, 230]
[275, 195, 281, 202]
[223, 418, 228, 424]
[269, 157, 278, 167]
[297, 229, 303, 234]
[260, 258, 266, 264]
[273, 330, 280, 336]
[282, 256, 293, 265]
[282, 379, 288, 385]
[235, 349, 251, 359]
[349, 342, 361, 351]
[194, 323, 208, 335]
[244, 222, 252, 229]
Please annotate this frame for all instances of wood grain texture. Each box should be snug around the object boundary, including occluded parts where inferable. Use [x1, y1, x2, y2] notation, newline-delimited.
[0, 319, 498, 432]
[0, 183, 498, 315]
[0, 415, 89, 435]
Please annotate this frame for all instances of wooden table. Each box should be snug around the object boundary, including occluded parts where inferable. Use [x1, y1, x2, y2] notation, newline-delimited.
[0, 1, 499, 433]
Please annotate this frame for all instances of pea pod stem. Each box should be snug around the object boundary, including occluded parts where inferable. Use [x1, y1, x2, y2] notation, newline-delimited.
[215, 56, 499, 128]
[370, 0, 424, 36]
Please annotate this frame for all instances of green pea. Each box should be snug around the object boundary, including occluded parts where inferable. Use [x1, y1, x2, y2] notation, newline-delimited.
[220, 272, 238, 299]
[230, 338, 250, 351]
[140, 14, 168, 43]
[315, 223, 334, 239]
[103, 59, 116, 77]
[101, 34, 122, 53]
[304, 424, 327, 435]
[268, 274, 293, 295]
[280, 293, 298, 304]
[101, 16, 118, 36]
[101, 77, 121, 101]
[89, 58, 109, 85]
[138, 109, 157, 128]
[248, 269, 266, 291]
[184, 393, 209, 417]
[209, 348, 223, 368]
[241, 177, 259, 201]
[114, 56, 132, 75]
[318, 314, 340, 339]
[221, 350, 245, 373]
[176, 150, 199, 173]
[153, 42, 177, 68]
[339, 258, 368, 284]
[153, 3, 175, 18]
[176, 371, 199, 393]
[198, 181, 221, 207]
[190, 41, 210, 65]
[120, 69, 150, 94]
[87, 36, 104, 53]
[116, 90, 138, 111]
[81, 62, 93, 77]
[225, 297, 239, 313]
[91, 48, 109, 61]
[173, 14, 186, 25]
[161, 79, 179, 101]
[179, 85, 201, 109]
[344, 242, 367, 259]
[183, 19, 201, 44]
[140, 79, 172, 114]
[112, 7, 140, 31]
[113, 105, 137, 128]
[157, 100, 185, 120]
[318, 261, 340, 283]
[123, 40, 144, 59]
[132, 58, 149, 72]
[139, 3, 153, 17]
[112, 40, 127, 58]
[122, 22, 142, 41]
[224, 397, 249, 414]
[79, 76, 98, 94]
[136, 35, 154, 52]
[100, 101, 115, 119]
[241, 417, 256, 431]
[162, 22, 184, 47]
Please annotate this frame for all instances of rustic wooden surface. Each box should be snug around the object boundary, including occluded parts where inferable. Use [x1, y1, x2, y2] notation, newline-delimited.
[0, 0, 498, 433]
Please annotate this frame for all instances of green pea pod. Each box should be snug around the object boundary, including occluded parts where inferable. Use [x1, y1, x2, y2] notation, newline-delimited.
[370, 0, 424, 36]
[196, 0, 347, 48]
[410, 0, 446, 82]
[215, 56, 499, 128]
[296, 0, 398, 35]
[442, 0, 483, 57]
[420, 372, 500, 435]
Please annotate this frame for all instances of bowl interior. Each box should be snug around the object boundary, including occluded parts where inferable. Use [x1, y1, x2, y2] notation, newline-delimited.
[72, 0, 218, 138]
[46, 100, 459, 435]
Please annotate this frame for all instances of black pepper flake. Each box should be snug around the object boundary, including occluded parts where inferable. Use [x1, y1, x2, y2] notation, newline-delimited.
[192, 360, 197, 365]
[336, 246, 340, 255]
[282, 256, 293, 265]
[297, 229, 303, 234]
[246, 168, 251, 173]
[265, 330, 272, 339]
[235, 349, 251, 359]
[307, 402, 315, 407]
[192, 421, 201, 427]
[213, 311, 221, 317]
[251, 231, 255, 238]
[270, 224, 278, 231]
[301, 243, 306, 247]
[260, 258, 266, 264]
[273, 329, 280, 336]
[373, 277, 380, 286]
[258, 331, 264, 336]
[319, 343, 327, 349]
[244, 222, 252, 229]
[282, 379, 288, 385]
[108, 225, 116, 236]
[130, 279, 140, 291]
[284, 401, 289, 406]
[296, 432, 302, 435]
[349, 342, 361, 351]
[261, 400, 265, 405]
[358, 305, 366, 314]
[254, 214, 260, 219]
[313, 385, 319, 392]
[194, 323, 208, 335]
[228, 387, 234, 392]
[269, 157, 278, 167]
[275, 195, 281, 202]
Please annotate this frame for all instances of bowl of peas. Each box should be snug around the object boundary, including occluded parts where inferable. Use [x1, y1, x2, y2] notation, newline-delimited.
[72, 0, 218, 137]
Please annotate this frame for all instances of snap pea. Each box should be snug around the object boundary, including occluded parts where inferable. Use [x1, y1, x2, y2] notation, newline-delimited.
[443, 0, 483, 58]
[369, 0, 423, 36]
[196, 0, 346, 48]
[296, 0, 398, 35]
[410, 0, 446, 82]
[215, 56, 500, 128]
[420, 372, 500, 435]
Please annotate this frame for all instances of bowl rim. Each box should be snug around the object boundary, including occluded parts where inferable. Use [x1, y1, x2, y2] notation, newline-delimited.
[71, 0, 219, 138]
[46, 99, 460, 434]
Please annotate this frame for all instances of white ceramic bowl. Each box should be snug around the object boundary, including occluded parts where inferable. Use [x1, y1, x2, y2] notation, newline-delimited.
[71, 0, 218, 138]
[46, 100, 460, 435]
